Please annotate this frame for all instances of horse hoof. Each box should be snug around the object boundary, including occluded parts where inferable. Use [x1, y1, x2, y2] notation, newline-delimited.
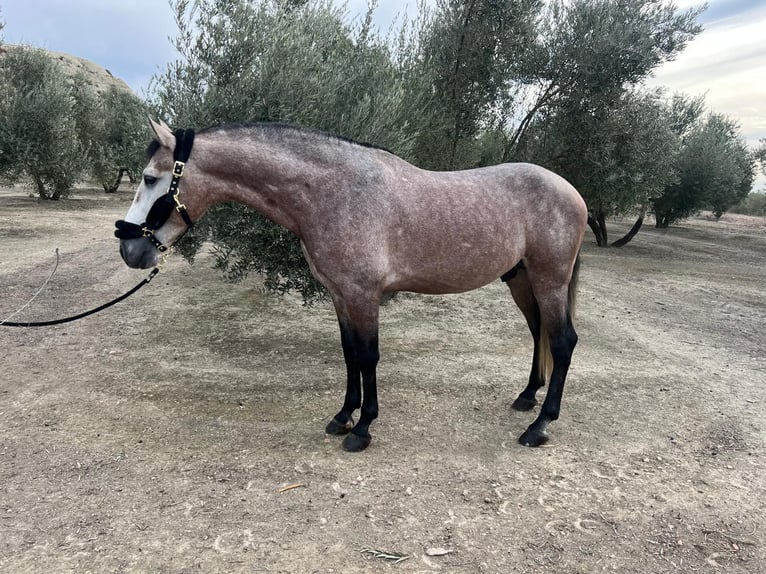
[518, 428, 549, 447]
[326, 417, 354, 435]
[511, 396, 537, 411]
[342, 432, 372, 452]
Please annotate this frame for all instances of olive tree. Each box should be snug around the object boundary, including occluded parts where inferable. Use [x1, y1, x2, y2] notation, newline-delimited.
[145, 0, 711, 298]
[0, 46, 87, 199]
[89, 87, 150, 192]
[754, 139, 766, 177]
[653, 113, 755, 227]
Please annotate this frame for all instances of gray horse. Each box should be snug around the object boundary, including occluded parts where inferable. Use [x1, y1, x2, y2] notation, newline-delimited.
[117, 120, 587, 451]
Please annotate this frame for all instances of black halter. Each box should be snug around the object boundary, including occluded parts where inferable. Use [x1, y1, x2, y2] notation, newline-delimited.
[114, 129, 196, 252]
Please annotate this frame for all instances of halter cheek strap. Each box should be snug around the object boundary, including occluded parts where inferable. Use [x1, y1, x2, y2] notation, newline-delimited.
[114, 129, 195, 251]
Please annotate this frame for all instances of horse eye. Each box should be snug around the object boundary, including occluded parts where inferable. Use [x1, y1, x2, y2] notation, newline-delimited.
[143, 174, 158, 186]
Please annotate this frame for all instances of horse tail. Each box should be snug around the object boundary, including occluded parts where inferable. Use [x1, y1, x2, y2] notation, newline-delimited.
[568, 252, 581, 324]
[537, 253, 580, 382]
[538, 324, 552, 383]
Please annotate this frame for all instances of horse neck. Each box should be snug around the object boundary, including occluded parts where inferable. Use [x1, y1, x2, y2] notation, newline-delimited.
[192, 130, 338, 236]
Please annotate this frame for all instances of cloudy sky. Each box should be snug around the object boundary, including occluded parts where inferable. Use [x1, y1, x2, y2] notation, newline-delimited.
[2, 0, 764, 187]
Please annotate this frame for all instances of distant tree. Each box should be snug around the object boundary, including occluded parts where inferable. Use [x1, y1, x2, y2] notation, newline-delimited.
[729, 192, 766, 217]
[608, 92, 705, 245]
[653, 114, 755, 227]
[90, 87, 149, 193]
[666, 92, 706, 138]
[754, 139, 766, 176]
[69, 70, 101, 167]
[0, 46, 87, 199]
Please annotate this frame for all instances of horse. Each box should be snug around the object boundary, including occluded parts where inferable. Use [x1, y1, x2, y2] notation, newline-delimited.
[116, 119, 587, 452]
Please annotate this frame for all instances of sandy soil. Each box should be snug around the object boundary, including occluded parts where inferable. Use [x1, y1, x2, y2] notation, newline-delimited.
[1, 186, 764, 573]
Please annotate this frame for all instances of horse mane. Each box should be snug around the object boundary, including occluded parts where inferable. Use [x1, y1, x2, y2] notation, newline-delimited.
[200, 122, 390, 153]
[146, 121, 390, 162]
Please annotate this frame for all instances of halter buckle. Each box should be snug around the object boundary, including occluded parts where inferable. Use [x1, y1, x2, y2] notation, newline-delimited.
[173, 194, 187, 212]
[173, 161, 186, 176]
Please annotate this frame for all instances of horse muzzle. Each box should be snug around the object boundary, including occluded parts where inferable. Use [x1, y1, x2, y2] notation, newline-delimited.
[119, 237, 160, 269]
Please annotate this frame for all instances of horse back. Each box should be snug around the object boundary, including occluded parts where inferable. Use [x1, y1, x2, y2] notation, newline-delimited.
[375, 161, 586, 294]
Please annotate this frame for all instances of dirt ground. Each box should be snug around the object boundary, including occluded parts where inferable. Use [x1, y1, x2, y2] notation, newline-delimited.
[0, 185, 764, 573]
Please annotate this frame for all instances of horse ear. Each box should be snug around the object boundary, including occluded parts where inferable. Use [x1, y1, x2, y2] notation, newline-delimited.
[148, 117, 176, 150]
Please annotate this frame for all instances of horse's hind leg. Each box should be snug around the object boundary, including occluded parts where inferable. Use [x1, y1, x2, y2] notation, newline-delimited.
[518, 283, 578, 447]
[504, 265, 545, 411]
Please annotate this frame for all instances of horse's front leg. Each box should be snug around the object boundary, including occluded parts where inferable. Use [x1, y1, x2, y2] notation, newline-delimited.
[325, 321, 362, 435]
[325, 298, 380, 452]
[341, 328, 379, 452]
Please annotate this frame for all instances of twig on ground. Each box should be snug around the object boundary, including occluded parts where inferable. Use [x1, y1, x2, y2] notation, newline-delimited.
[277, 483, 306, 493]
[356, 543, 411, 564]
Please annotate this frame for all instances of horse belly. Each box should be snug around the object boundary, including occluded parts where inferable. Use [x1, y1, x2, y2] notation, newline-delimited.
[386, 221, 522, 295]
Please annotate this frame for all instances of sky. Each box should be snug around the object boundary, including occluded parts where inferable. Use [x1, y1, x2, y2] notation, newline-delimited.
[2, 0, 764, 188]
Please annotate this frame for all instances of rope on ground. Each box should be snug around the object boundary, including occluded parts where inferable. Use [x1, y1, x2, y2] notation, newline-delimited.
[0, 249, 60, 326]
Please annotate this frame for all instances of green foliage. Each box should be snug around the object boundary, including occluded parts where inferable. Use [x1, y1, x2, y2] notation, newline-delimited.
[506, 0, 703, 158]
[177, 202, 325, 300]
[502, 0, 706, 245]
[413, 0, 540, 169]
[153, 0, 421, 155]
[88, 87, 150, 192]
[754, 139, 766, 176]
[729, 192, 766, 217]
[0, 45, 148, 198]
[0, 46, 87, 199]
[667, 92, 705, 138]
[653, 113, 755, 226]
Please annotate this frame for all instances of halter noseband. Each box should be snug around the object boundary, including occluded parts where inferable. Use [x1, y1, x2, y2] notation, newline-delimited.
[114, 129, 196, 252]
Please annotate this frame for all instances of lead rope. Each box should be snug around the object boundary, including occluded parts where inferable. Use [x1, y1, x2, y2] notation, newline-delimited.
[0, 249, 170, 328]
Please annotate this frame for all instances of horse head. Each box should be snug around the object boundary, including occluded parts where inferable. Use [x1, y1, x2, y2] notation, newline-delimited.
[116, 119, 197, 269]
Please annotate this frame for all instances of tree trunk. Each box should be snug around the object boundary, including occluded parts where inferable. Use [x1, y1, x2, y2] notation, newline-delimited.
[33, 176, 53, 200]
[611, 208, 645, 247]
[501, 82, 561, 162]
[596, 212, 607, 245]
[587, 212, 606, 246]
[105, 168, 132, 193]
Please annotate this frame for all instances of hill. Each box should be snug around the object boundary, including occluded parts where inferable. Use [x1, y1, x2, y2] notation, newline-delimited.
[0, 43, 133, 95]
